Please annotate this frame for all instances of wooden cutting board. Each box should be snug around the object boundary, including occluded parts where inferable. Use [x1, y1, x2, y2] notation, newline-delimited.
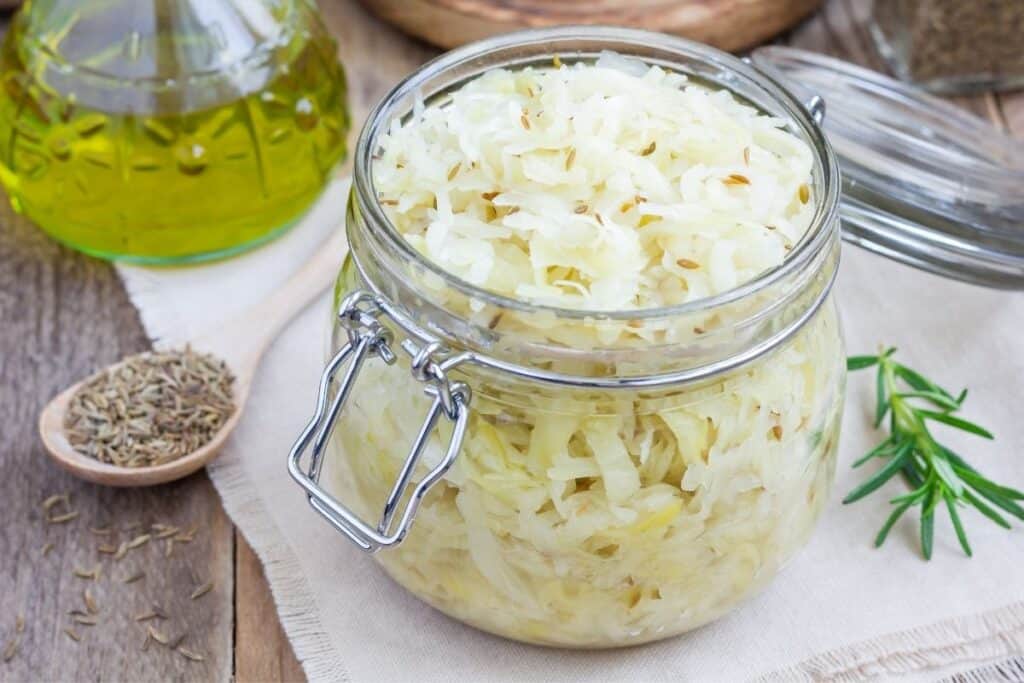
[357, 0, 822, 52]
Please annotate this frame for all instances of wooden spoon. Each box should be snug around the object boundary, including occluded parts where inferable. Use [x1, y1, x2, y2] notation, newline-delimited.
[39, 228, 348, 487]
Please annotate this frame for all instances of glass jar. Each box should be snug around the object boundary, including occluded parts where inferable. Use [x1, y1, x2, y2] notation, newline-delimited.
[290, 27, 845, 648]
[0, 0, 349, 263]
[869, 0, 1024, 94]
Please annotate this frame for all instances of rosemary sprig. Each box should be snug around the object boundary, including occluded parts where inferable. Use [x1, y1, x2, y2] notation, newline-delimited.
[845, 348, 1024, 559]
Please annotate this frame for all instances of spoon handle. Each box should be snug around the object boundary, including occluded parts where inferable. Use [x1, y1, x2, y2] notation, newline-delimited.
[192, 227, 349, 376]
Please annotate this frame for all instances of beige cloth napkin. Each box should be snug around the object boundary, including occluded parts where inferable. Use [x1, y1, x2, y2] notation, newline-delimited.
[116, 177, 1024, 682]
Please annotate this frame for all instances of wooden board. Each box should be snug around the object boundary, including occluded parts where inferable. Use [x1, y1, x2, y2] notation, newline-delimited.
[0, 198, 234, 681]
[356, 0, 822, 52]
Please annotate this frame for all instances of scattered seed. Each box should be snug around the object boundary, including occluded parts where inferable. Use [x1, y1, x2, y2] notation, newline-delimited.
[799, 184, 810, 203]
[127, 534, 151, 549]
[73, 565, 100, 580]
[190, 581, 213, 601]
[72, 615, 98, 626]
[124, 571, 145, 585]
[480, 191, 499, 201]
[42, 494, 69, 511]
[619, 200, 634, 213]
[113, 542, 129, 561]
[63, 628, 81, 643]
[97, 544, 117, 555]
[771, 425, 784, 440]
[640, 141, 656, 156]
[141, 632, 151, 652]
[15, 616, 24, 634]
[743, 147, 751, 165]
[41, 542, 54, 557]
[178, 647, 205, 662]
[677, 258, 701, 270]
[573, 204, 588, 214]
[552, 55, 562, 68]
[48, 512, 79, 524]
[693, 326, 705, 335]
[595, 213, 604, 226]
[723, 173, 750, 186]
[379, 198, 398, 206]
[83, 589, 98, 614]
[148, 626, 169, 645]
[446, 162, 461, 181]
[165, 539, 174, 557]
[2, 638, 17, 662]
[565, 147, 576, 170]
[765, 225, 777, 231]
[134, 612, 158, 622]
[168, 633, 186, 649]
[520, 113, 530, 130]
[88, 526, 112, 536]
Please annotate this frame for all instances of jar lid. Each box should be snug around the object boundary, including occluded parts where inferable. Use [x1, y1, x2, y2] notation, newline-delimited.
[750, 47, 1024, 289]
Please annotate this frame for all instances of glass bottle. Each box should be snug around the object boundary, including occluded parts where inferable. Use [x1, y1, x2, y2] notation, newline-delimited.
[0, 0, 350, 263]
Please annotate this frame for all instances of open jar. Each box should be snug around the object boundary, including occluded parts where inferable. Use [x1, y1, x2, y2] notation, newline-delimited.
[290, 27, 845, 647]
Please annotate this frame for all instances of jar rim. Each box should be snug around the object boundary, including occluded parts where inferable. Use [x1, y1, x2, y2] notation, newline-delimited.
[352, 25, 842, 323]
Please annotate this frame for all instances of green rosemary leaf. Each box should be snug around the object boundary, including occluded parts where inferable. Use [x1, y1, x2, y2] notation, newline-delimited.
[894, 390, 962, 412]
[890, 484, 928, 505]
[957, 468, 1024, 503]
[852, 436, 897, 468]
[874, 499, 915, 547]
[955, 388, 968, 405]
[918, 410, 994, 439]
[944, 495, 972, 557]
[968, 481, 1024, 521]
[932, 456, 965, 497]
[963, 490, 1011, 529]
[843, 442, 912, 504]
[894, 363, 955, 400]
[847, 355, 879, 371]
[874, 365, 888, 427]
[920, 491, 935, 560]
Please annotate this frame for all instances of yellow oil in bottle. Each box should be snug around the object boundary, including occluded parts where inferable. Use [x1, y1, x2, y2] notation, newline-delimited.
[0, 2, 349, 263]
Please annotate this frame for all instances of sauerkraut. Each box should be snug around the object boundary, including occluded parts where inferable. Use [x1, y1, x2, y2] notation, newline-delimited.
[373, 52, 815, 312]
[325, 55, 844, 647]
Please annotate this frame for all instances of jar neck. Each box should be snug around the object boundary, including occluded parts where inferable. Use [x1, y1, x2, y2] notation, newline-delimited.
[345, 27, 842, 388]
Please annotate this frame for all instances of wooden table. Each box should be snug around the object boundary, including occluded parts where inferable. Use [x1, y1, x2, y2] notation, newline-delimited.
[1, 1, 1020, 681]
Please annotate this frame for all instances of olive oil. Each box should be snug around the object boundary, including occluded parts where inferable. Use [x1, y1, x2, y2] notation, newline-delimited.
[0, 1, 349, 263]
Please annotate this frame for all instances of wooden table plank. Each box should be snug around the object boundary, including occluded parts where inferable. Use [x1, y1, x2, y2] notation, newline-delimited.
[235, 533, 305, 683]
[0, 203, 234, 681]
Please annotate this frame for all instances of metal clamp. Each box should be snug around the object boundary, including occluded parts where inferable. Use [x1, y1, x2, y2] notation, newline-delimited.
[287, 291, 471, 552]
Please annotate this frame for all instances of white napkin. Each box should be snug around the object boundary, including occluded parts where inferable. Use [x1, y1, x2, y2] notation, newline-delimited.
[117, 177, 1024, 682]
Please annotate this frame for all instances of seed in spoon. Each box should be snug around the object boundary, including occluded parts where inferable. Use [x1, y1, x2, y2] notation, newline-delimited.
[62, 348, 236, 468]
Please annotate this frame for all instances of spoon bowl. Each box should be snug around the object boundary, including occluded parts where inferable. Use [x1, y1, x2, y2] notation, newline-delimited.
[38, 228, 347, 487]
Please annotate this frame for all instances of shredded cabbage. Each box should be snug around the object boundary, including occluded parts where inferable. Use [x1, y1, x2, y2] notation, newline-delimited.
[373, 52, 816, 312]
[326, 56, 843, 647]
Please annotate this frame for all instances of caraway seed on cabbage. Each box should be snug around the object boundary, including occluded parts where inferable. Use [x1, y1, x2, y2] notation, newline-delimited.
[64, 348, 235, 467]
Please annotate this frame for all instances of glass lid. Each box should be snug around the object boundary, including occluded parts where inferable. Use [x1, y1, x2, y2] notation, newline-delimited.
[750, 47, 1024, 289]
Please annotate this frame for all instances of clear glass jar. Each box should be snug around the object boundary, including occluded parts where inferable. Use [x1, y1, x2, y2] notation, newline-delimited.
[869, 0, 1024, 94]
[290, 27, 845, 648]
[0, 0, 349, 263]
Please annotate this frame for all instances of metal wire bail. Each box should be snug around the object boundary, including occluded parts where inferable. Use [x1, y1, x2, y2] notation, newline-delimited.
[287, 290, 471, 552]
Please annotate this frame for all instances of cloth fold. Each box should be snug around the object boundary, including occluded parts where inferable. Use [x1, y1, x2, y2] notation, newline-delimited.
[116, 177, 1024, 682]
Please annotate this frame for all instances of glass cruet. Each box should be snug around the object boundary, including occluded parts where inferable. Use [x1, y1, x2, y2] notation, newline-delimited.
[0, 0, 350, 263]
